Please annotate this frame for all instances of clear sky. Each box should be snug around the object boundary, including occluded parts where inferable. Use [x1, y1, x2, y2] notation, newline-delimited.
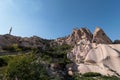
[0, 0, 120, 40]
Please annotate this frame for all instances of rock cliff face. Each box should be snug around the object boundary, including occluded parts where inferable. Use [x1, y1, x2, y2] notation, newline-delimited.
[66, 27, 120, 77]
[92, 27, 112, 44]
[67, 42, 120, 76]
[55, 28, 93, 45]
[67, 28, 93, 45]
[55, 27, 112, 45]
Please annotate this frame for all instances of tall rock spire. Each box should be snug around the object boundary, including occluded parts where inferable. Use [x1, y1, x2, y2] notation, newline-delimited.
[92, 27, 112, 44]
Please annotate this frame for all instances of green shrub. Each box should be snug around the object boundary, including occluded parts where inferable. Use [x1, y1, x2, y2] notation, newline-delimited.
[82, 72, 102, 77]
[4, 53, 49, 80]
[0, 55, 14, 67]
[0, 58, 7, 67]
[41, 54, 52, 63]
[101, 76, 120, 80]
[71, 73, 96, 80]
[3, 44, 22, 52]
[0, 55, 14, 63]
[12, 44, 22, 51]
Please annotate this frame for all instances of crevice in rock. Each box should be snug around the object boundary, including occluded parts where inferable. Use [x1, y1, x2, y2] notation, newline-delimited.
[104, 64, 120, 77]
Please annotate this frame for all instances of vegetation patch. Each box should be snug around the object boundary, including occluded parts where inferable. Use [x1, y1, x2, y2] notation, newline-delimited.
[82, 72, 102, 77]
[4, 52, 49, 80]
[1, 43, 120, 80]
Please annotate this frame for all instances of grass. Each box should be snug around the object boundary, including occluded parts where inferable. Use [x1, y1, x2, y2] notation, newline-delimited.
[72, 73, 120, 80]
[0, 66, 6, 79]
[72, 76, 120, 80]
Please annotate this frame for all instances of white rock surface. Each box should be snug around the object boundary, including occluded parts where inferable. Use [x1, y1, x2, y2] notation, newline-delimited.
[67, 42, 120, 77]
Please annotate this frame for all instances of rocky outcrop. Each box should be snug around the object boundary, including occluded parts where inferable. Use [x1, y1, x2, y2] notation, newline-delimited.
[0, 34, 53, 51]
[62, 27, 120, 77]
[55, 27, 112, 45]
[67, 28, 93, 45]
[67, 39, 120, 77]
[92, 27, 112, 44]
[0, 27, 113, 50]
[55, 28, 93, 45]
[0, 34, 20, 48]
[19, 36, 45, 49]
[0, 27, 119, 77]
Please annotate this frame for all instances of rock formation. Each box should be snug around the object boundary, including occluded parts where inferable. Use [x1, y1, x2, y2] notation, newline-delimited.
[55, 28, 93, 45]
[0, 27, 119, 77]
[55, 27, 112, 45]
[0, 34, 52, 51]
[67, 36, 120, 77]
[92, 27, 112, 44]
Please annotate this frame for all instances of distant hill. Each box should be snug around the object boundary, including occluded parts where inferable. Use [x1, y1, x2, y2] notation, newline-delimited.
[0, 34, 56, 53]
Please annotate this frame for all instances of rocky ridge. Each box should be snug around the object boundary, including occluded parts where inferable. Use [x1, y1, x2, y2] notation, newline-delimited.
[66, 27, 120, 77]
[0, 27, 120, 77]
[0, 27, 114, 51]
[55, 27, 112, 45]
[0, 34, 53, 52]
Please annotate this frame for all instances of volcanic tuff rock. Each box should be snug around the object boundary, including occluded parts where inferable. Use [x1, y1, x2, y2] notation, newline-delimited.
[55, 28, 93, 45]
[67, 42, 120, 77]
[55, 27, 112, 45]
[0, 27, 119, 77]
[66, 27, 120, 77]
[92, 27, 112, 44]
[0, 27, 113, 51]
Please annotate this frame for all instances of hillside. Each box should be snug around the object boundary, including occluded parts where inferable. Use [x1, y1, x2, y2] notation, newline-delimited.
[0, 27, 120, 80]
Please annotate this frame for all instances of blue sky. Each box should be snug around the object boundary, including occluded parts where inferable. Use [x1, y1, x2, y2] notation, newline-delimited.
[0, 0, 120, 40]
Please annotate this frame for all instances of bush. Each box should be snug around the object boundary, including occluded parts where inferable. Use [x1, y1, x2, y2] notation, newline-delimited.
[82, 72, 102, 77]
[0, 58, 7, 67]
[0, 56, 12, 63]
[0, 55, 14, 67]
[101, 76, 120, 80]
[3, 44, 22, 52]
[41, 54, 52, 63]
[71, 73, 96, 80]
[4, 53, 49, 80]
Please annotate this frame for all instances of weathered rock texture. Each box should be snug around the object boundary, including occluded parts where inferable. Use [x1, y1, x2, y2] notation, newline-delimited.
[92, 27, 112, 44]
[0, 27, 119, 78]
[0, 34, 53, 51]
[55, 27, 112, 45]
[56, 27, 119, 77]
[55, 28, 93, 45]
[67, 40, 120, 77]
